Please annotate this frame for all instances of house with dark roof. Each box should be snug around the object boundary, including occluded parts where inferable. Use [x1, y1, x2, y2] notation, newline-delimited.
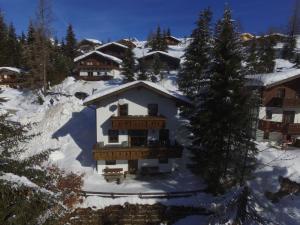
[138, 51, 181, 71]
[248, 69, 300, 145]
[96, 42, 128, 60]
[0, 67, 26, 88]
[73, 51, 122, 81]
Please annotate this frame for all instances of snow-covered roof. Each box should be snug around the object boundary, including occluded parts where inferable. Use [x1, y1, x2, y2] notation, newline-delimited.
[73, 51, 122, 64]
[0, 67, 22, 74]
[83, 80, 192, 106]
[247, 69, 300, 88]
[83, 38, 102, 45]
[96, 42, 128, 50]
[139, 51, 181, 60]
[165, 35, 181, 42]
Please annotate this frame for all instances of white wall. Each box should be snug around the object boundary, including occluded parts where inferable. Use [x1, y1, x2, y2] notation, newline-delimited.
[97, 160, 128, 174]
[259, 106, 300, 123]
[95, 87, 180, 145]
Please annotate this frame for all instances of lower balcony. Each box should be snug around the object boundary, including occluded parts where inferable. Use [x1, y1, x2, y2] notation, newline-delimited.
[93, 143, 182, 160]
[258, 119, 300, 134]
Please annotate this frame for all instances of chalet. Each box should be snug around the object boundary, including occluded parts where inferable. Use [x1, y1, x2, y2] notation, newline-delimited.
[240, 33, 255, 42]
[96, 42, 128, 60]
[138, 51, 181, 71]
[0, 67, 25, 88]
[164, 36, 181, 46]
[117, 39, 137, 48]
[77, 38, 102, 53]
[248, 69, 300, 145]
[83, 81, 191, 176]
[73, 51, 122, 81]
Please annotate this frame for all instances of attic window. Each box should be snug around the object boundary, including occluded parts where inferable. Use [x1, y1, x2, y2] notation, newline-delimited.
[148, 104, 158, 116]
[108, 130, 119, 143]
[119, 104, 128, 116]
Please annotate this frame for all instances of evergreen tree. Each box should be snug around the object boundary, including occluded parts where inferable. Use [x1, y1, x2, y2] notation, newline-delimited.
[152, 53, 162, 76]
[138, 58, 148, 80]
[178, 8, 213, 98]
[167, 28, 171, 36]
[245, 38, 260, 74]
[122, 48, 135, 82]
[6, 23, 22, 67]
[258, 37, 275, 73]
[0, 11, 8, 66]
[64, 24, 77, 59]
[148, 26, 168, 52]
[189, 7, 257, 193]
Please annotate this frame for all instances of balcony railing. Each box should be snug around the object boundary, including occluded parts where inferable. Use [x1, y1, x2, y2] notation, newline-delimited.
[111, 115, 166, 130]
[258, 119, 300, 134]
[92, 143, 182, 160]
[265, 97, 300, 108]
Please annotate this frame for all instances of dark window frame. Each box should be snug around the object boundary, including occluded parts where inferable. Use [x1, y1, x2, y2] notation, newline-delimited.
[119, 104, 128, 116]
[148, 104, 158, 116]
[108, 129, 119, 143]
[266, 110, 272, 119]
[159, 158, 169, 164]
[105, 160, 116, 165]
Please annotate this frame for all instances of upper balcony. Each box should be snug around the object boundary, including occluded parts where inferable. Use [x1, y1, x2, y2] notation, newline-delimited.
[265, 97, 300, 108]
[92, 142, 182, 160]
[258, 119, 300, 134]
[111, 115, 166, 130]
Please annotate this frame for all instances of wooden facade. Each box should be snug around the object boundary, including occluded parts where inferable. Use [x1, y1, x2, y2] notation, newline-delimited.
[0, 68, 25, 88]
[74, 52, 121, 80]
[111, 116, 166, 130]
[258, 76, 300, 141]
[117, 39, 136, 48]
[164, 36, 181, 45]
[139, 52, 180, 71]
[93, 145, 182, 160]
[96, 43, 128, 60]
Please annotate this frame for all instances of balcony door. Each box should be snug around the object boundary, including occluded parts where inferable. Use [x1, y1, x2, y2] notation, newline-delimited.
[282, 111, 295, 124]
[128, 130, 148, 147]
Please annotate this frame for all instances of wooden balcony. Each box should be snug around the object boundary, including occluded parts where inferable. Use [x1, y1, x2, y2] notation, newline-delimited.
[111, 116, 166, 130]
[93, 144, 182, 160]
[266, 97, 300, 108]
[258, 119, 300, 134]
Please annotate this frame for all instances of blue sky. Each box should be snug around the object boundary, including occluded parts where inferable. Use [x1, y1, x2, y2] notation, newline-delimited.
[0, 0, 295, 42]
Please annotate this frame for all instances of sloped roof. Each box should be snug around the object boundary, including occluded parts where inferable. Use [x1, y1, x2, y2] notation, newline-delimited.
[246, 69, 300, 88]
[165, 35, 181, 42]
[73, 51, 122, 64]
[95, 42, 128, 50]
[139, 51, 181, 60]
[0, 67, 23, 74]
[83, 81, 192, 106]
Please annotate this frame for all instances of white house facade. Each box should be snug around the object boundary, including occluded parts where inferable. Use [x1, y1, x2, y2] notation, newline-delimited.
[84, 81, 191, 175]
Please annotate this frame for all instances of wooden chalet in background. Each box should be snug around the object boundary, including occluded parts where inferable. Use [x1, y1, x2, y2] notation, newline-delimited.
[73, 51, 122, 81]
[117, 39, 137, 49]
[95, 42, 128, 60]
[138, 51, 181, 71]
[0, 67, 26, 88]
[248, 70, 300, 145]
[77, 38, 102, 53]
[163, 36, 181, 46]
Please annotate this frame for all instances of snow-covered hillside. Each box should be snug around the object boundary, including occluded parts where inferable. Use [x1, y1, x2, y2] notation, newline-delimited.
[1, 71, 300, 224]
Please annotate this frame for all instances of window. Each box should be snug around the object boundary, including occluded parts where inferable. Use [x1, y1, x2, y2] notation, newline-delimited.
[277, 88, 285, 98]
[119, 104, 128, 116]
[266, 110, 272, 119]
[108, 130, 119, 143]
[148, 104, 158, 116]
[88, 71, 93, 77]
[87, 61, 93, 66]
[105, 160, 116, 165]
[159, 158, 169, 164]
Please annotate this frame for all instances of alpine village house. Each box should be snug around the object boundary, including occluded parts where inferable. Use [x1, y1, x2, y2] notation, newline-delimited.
[249, 69, 300, 146]
[83, 81, 191, 177]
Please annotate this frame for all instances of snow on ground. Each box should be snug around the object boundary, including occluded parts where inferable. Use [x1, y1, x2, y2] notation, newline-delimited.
[1, 68, 300, 223]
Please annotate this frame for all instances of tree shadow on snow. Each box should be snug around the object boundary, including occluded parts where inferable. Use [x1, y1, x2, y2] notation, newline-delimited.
[52, 107, 96, 168]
